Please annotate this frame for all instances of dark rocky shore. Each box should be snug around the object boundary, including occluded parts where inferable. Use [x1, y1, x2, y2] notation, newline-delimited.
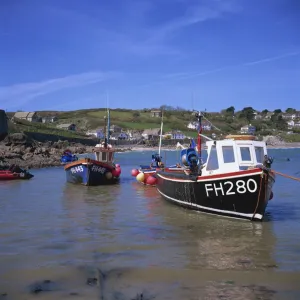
[0, 133, 131, 169]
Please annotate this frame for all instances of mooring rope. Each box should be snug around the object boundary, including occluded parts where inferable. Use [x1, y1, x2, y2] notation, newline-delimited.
[251, 174, 264, 220]
[272, 170, 300, 182]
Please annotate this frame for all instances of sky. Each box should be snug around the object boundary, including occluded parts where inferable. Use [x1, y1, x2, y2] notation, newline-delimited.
[0, 0, 299, 112]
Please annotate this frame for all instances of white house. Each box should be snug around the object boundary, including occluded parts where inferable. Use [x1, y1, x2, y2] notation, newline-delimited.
[240, 124, 256, 134]
[282, 113, 300, 120]
[287, 120, 295, 129]
[14, 112, 40, 122]
[253, 111, 262, 120]
[42, 116, 58, 123]
[187, 121, 198, 130]
[86, 129, 105, 139]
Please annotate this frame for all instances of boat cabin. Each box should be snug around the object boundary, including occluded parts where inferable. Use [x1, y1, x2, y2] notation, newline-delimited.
[93, 143, 115, 163]
[201, 135, 267, 176]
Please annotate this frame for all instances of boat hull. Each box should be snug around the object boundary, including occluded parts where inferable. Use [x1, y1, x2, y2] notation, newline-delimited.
[64, 159, 120, 186]
[0, 170, 34, 180]
[156, 168, 275, 221]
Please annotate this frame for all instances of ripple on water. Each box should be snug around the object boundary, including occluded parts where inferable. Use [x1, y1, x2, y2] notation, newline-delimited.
[0, 149, 300, 298]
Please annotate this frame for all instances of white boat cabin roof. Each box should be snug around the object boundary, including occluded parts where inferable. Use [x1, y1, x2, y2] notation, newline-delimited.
[201, 135, 267, 176]
[93, 143, 115, 163]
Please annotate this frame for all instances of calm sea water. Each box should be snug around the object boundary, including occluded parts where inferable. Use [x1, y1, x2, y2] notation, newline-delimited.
[0, 149, 300, 299]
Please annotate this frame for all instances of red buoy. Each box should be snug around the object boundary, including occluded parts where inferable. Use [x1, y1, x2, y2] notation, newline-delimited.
[112, 167, 121, 178]
[146, 175, 157, 186]
[131, 169, 139, 177]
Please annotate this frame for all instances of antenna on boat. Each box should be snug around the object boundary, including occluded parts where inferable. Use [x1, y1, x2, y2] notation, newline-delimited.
[158, 110, 163, 157]
[106, 91, 110, 144]
[193, 110, 203, 162]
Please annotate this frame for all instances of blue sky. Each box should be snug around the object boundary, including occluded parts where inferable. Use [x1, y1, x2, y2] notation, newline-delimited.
[0, 0, 299, 112]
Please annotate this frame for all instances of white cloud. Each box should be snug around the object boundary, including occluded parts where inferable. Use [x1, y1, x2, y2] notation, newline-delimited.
[143, 0, 241, 45]
[0, 71, 120, 108]
[140, 50, 300, 86]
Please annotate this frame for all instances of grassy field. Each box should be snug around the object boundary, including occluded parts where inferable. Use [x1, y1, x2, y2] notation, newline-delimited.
[52, 109, 193, 132]
[9, 119, 91, 139]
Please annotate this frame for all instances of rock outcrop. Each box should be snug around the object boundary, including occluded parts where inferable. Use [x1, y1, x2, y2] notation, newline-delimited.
[0, 133, 130, 169]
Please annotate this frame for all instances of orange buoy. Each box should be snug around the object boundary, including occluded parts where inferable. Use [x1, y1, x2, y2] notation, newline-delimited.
[131, 169, 139, 177]
[136, 172, 145, 183]
[146, 175, 157, 186]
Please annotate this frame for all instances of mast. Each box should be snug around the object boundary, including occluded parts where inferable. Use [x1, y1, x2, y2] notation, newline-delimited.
[158, 110, 163, 156]
[195, 110, 202, 160]
[103, 115, 107, 147]
[106, 91, 110, 144]
[107, 108, 110, 144]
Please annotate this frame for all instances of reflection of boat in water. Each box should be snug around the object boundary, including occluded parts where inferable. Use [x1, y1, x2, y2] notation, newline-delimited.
[131, 181, 159, 199]
[140, 185, 277, 271]
[61, 183, 121, 229]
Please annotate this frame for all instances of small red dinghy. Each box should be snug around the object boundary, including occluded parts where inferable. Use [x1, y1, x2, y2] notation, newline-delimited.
[0, 164, 34, 181]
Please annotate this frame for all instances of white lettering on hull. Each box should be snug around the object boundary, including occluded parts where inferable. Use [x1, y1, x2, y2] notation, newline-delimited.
[205, 178, 258, 197]
[71, 166, 84, 174]
[91, 165, 106, 174]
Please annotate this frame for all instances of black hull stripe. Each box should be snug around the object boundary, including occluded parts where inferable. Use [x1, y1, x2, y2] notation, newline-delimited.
[156, 188, 263, 220]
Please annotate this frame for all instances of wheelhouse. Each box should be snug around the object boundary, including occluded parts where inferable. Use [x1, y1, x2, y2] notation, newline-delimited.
[93, 144, 115, 163]
[202, 136, 267, 176]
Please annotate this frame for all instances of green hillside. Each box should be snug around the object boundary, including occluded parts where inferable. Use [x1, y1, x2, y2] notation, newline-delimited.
[54, 108, 198, 137]
[7, 106, 300, 142]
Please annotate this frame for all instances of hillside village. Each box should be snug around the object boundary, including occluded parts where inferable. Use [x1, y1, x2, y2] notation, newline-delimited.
[1, 106, 300, 143]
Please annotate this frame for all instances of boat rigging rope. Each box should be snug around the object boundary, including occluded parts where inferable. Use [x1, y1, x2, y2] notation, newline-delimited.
[201, 113, 222, 132]
[272, 170, 300, 182]
[251, 174, 265, 221]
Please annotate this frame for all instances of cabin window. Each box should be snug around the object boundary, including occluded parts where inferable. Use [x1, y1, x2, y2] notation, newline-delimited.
[108, 152, 113, 161]
[96, 152, 100, 161]
[206, 145, 219, 170]
[255, 147, 264, 163]
[222, 146, 235, 163]
[240, 147, 251, 161]
[102, 152, 107, 161]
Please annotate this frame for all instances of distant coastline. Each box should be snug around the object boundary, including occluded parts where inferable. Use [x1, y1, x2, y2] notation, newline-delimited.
[1, 133, 299, 170]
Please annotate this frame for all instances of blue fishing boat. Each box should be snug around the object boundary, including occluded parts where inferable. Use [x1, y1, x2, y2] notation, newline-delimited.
[64, 109, 122, 186]
[60, 149, 78, 165]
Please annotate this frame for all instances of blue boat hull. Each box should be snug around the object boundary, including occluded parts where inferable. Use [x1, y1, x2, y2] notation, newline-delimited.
[65, 160, 119, 186]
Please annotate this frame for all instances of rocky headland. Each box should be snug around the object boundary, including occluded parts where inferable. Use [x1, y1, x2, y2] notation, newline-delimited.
[0, 133, 131, 169]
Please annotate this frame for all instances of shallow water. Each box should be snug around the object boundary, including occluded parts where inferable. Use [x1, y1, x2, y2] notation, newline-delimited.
[0, 149, 300, 299]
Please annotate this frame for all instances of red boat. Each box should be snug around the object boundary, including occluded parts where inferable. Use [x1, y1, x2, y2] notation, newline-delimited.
[0, 164, 34, 181]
